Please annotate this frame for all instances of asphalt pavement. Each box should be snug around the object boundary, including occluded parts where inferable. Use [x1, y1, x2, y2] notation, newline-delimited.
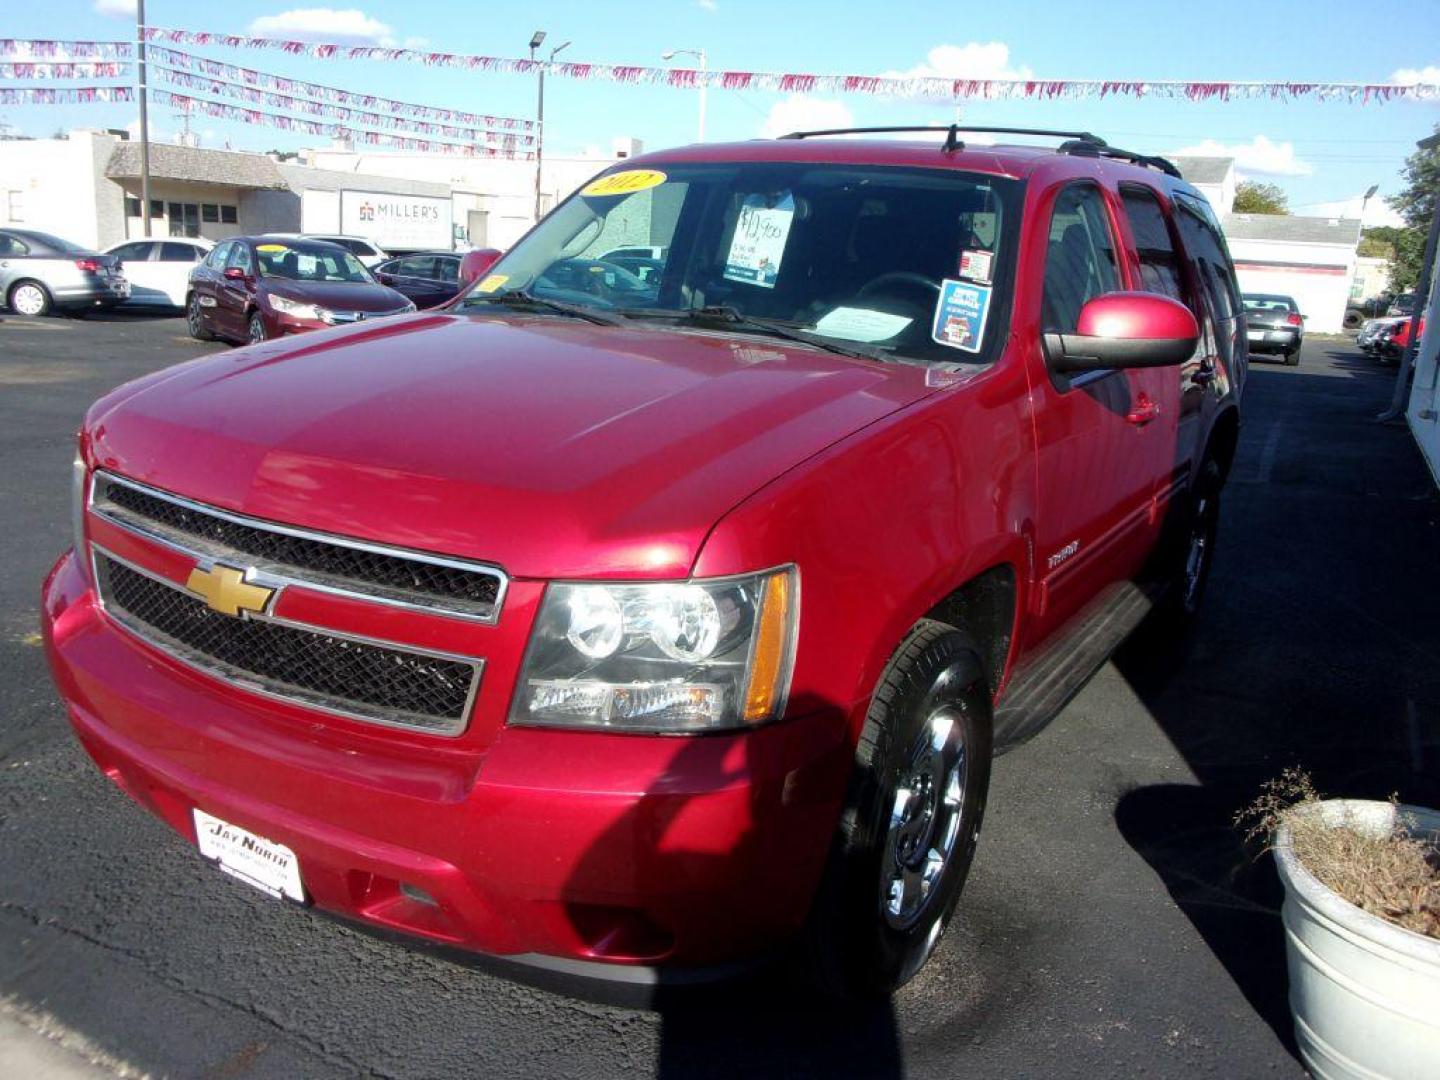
[2, 312, 1437, 1078]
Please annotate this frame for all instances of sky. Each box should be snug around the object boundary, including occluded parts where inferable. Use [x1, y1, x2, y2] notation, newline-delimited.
[3, 0, 1439, 226]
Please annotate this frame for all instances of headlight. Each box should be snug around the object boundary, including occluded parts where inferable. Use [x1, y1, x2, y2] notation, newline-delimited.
[71, 447, 89, 581]
[511, 567, 798, 732]
[268, 295, 322, 320]
[399, 300, 417, 313]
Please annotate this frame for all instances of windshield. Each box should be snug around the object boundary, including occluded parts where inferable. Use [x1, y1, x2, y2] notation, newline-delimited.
[1242, 295, 1298, 314]
[255, 241, 372, 283]
[458, 162, 1021, 365]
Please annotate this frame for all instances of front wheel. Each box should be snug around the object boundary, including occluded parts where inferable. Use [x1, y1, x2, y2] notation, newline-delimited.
[805, 620, 993, 998]
[247, 311, 267, 344]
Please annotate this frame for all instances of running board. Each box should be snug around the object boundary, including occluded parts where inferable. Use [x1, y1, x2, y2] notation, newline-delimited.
[992, 579, 1157, 750]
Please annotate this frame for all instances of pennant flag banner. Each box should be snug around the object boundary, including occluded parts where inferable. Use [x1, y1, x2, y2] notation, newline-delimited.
[0, 61, 128, 79]
[0, 86, 134, 104]
[153, 65, 531, 149]
[142, 26, 1440, 104]
[153, 90, 534, 158]
[148, 46, 533, 131]
[0, 40, 131, 60]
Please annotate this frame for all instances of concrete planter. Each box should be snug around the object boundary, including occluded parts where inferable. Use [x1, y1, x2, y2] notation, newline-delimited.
[1274, 799, 1440, 1080]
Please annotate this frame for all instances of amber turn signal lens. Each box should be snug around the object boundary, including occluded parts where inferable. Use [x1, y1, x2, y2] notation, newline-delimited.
[743, 570, 794, 723]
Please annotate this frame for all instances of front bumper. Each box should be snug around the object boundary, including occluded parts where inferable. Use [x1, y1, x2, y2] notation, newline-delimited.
[42, 550, 845, 974]
[265, 307, 409, 337]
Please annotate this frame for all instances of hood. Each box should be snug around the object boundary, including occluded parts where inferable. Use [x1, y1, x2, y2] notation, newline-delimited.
[86, 312, 939, 579]
[262, 278, 408, 312]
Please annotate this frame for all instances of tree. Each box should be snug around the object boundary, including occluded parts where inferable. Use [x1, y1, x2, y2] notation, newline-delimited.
[1383, 123, 1440, 293]
[1359, 226, 1403, 259]
[1233, 181, 1289, 215]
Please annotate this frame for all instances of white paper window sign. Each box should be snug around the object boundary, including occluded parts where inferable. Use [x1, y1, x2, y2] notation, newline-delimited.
[959, 248, 993, 283]
[814, 306, 913, 343]
[931, 279, 992, 353]
[723, 193, 795, 289]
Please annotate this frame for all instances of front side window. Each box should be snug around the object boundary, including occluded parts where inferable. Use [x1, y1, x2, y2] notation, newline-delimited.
[255, 241, 370, 283]
[459, 163, 1022, 366]
[207, 241, 232, 268]
[0, 233, 28, 257]
[1041, 184, 1120, 333]
[226, 243, 253, 275]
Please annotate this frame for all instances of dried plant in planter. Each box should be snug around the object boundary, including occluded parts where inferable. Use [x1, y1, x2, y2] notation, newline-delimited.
[1238, 768, 1440, 940]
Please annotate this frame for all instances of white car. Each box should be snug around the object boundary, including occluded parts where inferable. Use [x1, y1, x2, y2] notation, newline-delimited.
[103, 237, 214, 308]
[270, 233, 389, 268]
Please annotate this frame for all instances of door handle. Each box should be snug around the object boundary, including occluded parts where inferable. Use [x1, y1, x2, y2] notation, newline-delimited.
[1126, 396, 1160, 426]
[1192, 367, 1217, 385]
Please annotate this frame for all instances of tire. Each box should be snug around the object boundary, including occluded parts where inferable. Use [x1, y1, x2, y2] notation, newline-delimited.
[186, 293, 213, 340]
[247, 311, 267, 344]
[1164, 458, 1222, 623]
[1285, 348, 1301, 366]
[1343, 309, 1363, 330]
[805, 620, 993, 998]
[7, 279, 51, 317]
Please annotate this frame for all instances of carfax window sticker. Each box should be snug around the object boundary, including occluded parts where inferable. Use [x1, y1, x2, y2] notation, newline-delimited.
[723, 192, 795, 289]
[931, 279, 992, 353]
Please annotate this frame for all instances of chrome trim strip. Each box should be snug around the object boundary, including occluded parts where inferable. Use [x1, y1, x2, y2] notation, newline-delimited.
[90, 471, 508, 625]
[91, 544, 480, 737]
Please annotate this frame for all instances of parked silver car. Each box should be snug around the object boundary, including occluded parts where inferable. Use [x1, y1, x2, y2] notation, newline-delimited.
[0, 228, 130, 316]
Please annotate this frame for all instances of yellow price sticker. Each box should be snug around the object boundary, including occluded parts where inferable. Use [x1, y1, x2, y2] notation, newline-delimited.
[256, 243, 289, 253]
[476, 274, 508, 293]
[580, 169, 667, 198]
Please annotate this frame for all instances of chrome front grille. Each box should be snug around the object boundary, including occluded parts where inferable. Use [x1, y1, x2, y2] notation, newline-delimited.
[91, 472, 505, 621]
[95, 550, 480, 735]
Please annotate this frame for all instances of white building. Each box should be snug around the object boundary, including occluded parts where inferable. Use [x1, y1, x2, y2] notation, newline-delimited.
[1174, 156, 1362, 334]
[0, 129, 449, 250]
[302, 137, 643, 251]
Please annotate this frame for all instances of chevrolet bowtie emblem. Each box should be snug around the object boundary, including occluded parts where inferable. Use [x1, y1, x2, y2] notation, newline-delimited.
[185, 564, 276, 618]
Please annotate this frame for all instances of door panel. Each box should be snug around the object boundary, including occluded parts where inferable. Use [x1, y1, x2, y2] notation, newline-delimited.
[1025, 182, 1175, 645]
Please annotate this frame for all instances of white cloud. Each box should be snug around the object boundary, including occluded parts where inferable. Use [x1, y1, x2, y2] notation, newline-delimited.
[759, 95, 853, 139]
[698, 0, 718, 9]
[1297, 195, 1405, 228]
[1390, 65, 1440, 85]
[1172, 135, 1312, 177]
[93, 0, 136, 16]
[882, 42, 1032, 83]
[248, 8, 397, 46]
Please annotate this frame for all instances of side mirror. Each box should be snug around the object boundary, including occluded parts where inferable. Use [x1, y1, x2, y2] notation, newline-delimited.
[459, 248, 503, 285]
[1045, 292, 1199, 373]
[223, 266, 248, 281]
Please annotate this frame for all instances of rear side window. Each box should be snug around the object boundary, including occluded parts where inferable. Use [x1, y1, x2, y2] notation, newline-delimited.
[1176, 196, 1241, 322]
[340, 239, 375, 257]
[1120, 187, 1186, 302]
[111, 241, 153, 262]
[436, 256, 459, 284]
[0, 234, 31, 257]
[161, 243, 200, 262]
[1042, 185, 1120, 332]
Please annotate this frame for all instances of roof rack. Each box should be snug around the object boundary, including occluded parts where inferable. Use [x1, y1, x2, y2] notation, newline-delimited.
[778, 124, 1182, 177]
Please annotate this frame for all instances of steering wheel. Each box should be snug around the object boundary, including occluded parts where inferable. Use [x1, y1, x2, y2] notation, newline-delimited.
[857, 271, 942, 300]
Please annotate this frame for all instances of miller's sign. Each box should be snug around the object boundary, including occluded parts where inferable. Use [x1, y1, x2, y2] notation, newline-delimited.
[339, 190, 452, 250]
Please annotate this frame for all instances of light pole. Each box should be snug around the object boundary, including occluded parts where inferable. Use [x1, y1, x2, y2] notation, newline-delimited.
[662, 48, 707, 143]
[136, 0, 151, 237]
[1360, 183, 1379, 223]
[531, 31, 570, 223]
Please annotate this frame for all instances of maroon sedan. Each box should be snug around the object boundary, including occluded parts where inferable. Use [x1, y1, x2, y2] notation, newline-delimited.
[186, 236, 413, 344]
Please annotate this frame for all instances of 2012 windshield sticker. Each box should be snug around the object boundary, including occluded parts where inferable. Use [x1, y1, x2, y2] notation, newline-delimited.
[931, 279, 992, 353]
[723, 193, 795, 289]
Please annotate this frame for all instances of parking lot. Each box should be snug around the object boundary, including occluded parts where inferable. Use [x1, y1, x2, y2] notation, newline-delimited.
[2, 312, 1438, 1078]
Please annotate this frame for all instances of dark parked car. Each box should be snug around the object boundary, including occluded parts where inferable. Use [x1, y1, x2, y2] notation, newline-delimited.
[1242, 293, 1304, 364]
[186, 236, 413, 344]
[373, 251, 464, 308]
[0, 228, 129, 316]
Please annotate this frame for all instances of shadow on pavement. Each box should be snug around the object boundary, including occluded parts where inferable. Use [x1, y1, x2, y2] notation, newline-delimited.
[1111, 347, 1440, 1056]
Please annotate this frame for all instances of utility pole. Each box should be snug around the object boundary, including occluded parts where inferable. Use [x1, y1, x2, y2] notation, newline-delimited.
[662, 48, 707, 142]
[530, 32, 570, 223]
[136, 0, 152, 237]
[1380, 132, 1440, 422]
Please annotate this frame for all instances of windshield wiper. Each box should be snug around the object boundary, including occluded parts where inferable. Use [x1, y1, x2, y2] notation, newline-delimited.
[617, 305, 896, 364]
[461, 290, 624, 326]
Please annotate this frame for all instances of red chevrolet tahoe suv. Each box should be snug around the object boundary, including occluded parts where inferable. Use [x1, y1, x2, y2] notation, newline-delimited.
[42, 127, 1244, 998]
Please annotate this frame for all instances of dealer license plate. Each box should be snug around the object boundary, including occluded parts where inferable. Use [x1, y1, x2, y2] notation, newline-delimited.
[193, 808, 306, 902]
[1247, 330, 1266, 341]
